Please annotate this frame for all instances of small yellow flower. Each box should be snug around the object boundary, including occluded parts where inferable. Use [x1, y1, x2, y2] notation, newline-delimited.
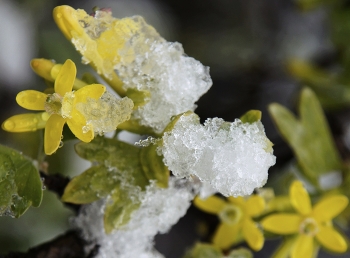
[262, 181, 348, 258]
[194, 195, 265, 251]
[2, 59, 106, 155]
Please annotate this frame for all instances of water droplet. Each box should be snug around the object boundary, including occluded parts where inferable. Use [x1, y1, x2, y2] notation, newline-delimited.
[42, 185, 46, 190]
[58, 141, 64, 148]
[56, 13, 62, 19]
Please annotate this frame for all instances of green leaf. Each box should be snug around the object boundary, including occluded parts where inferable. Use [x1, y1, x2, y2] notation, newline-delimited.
[183, 243, 222, 258]
[72, 137, 152, 232]
[240, 110, 262, 124]
[227, 248, 253, 258]
[0, 145, 43, 217]
[287, 59, 350, 109]
[118, 119, 157, 136]
[104, 187, 141, 234]
[126, 88, 151, 109]
[62, 165, 118, 204]
[75, 137, 149, 189]
[268, 88, 343, 187]
[140, 143, 169, 188]
[162, 111, 198, 135]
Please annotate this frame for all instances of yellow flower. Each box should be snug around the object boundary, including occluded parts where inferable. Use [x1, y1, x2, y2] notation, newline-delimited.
[262, 181, 348, 258]
[194, 195, 265, 251]
[2, 59, 106, 155]
[53, 6, 145, 96]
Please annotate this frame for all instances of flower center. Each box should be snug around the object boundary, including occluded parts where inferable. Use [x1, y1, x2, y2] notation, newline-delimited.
[219, 205, 242, 225]
[44, 92, 75, 118]
[45, 93, 62, 115]
[299, 217, 319, 236]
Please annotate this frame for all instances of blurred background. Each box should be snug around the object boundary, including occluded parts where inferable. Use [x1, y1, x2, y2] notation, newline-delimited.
[0, 0, 348, 257]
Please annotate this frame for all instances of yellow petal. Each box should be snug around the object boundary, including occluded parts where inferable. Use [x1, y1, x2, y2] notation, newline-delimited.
[74, 84, 106, 103]
[193, 196, 226, 215]
[2, 112, 48, 132]
[242, 218, 264, 251]
[245, 195, 265, 217]
[228, 196, 245, 206]
[291, 234, 313, 258]
[30, 58, 56, 81]
[316, 225, 347, 253]
[53, 5, 85, 40]
[44, 114, 66, 155]
[212, 223, 240, 249]
[16, 90, 46, 111]
[67, 110, 94, 143]
[261, 214, 301, 234]
[290, 181, 312, 216]
[54, 59, 76, 96]
[312, 195, 348, 222]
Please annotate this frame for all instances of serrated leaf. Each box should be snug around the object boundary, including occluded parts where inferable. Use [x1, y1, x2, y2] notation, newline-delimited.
[104, 187, 141, 234]
[62, 165, 117, 204]
[0, 145, 43, 217]
[140, 143, 169, 188]
[240, 110, 262, 124]
[268, 88, 342, 186]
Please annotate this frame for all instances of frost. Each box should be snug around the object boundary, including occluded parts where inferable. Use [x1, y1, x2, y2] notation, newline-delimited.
[160, 113, 276, 197]
[115, 16, 212, 133]
[73, 177, 196, 258]
[76, 92, 133, 135]
[135, 136, 159, 147]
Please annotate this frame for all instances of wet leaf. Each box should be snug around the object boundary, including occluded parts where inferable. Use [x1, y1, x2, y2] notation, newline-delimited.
[140, 143, 169, 188]
[62, 165, 118, 204]
[104, 187, 141, 234]
[0, 145, 43, 217]
[75, 137, 149, 190]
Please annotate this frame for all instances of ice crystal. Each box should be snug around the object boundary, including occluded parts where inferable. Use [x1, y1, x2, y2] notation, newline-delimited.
[76, 92, 133, 135]
[160, 113, 276, 197]
[73, 177, 195, 258]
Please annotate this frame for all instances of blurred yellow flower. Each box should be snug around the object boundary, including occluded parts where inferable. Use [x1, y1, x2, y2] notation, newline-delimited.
[262, 181, 348, 258]
[2, 59, 105, 155]
[194, 194, 265, 251]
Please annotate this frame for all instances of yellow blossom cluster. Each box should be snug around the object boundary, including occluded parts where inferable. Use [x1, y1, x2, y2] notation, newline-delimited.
[194, 181, 348, 258]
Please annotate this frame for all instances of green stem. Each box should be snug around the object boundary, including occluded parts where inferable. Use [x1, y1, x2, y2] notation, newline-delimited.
[101, 71, 126, 97]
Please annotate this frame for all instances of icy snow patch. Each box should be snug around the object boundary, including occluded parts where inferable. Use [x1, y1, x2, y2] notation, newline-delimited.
[114, 16, 212, 133]
[160, 113, 276, 197]
[73, 177, 195, 258]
